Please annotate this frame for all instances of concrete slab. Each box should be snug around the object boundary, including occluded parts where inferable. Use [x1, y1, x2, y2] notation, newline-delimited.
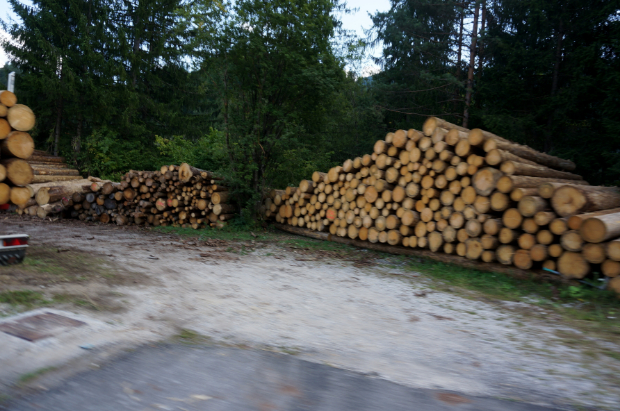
[5, 344, 560, 411]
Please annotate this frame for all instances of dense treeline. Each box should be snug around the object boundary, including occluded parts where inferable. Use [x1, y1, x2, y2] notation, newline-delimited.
[1, 0, 618, 215]
[371, 0, 620, 186]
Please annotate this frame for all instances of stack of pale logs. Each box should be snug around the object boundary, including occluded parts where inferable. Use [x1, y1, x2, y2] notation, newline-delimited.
[58, 164, 234, 228]
[0, 90, 82, 207]
[263, 117, 620, 294]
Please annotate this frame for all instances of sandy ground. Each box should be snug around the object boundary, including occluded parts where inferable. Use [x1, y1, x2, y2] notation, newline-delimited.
[1, 217, 619, 410]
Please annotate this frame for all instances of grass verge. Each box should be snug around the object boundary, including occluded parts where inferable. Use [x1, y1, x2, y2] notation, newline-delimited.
[17, 367, 56, 386]
[0, 290, 48, 308]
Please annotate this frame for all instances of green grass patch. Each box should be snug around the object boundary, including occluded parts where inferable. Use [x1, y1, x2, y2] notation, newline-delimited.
[174, 329, 214, 345]
[153, 225, 270, 242]
[403, 257, 620, 340]
[0, 290, 48, 308]
[17, 367, 56, 385]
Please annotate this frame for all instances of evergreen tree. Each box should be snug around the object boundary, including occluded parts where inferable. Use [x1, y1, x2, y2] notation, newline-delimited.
[370, 0, 465, 130]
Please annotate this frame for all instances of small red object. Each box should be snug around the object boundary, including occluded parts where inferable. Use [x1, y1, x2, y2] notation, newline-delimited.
[3, 238, 28, 246]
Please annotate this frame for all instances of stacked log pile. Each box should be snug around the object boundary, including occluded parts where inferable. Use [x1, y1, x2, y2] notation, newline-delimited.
[0, 90, 82, 208]
[38, 164, 235, 228]
[263, 117, 620, 294]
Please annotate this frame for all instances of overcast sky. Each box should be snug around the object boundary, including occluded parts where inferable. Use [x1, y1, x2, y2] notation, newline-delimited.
[0, 0, 391, 74]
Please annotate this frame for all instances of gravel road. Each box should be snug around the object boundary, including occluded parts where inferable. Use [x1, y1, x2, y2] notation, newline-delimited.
[1, 217, 619, 410]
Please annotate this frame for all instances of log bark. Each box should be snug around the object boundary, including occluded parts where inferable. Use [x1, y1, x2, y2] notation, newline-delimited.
[212, 192, 230, 205]
[31, 175, 81, 184]
[481, 131, 576, 171]
[0, 118, 10, 139]
[496, 176, 588, 194]
[500, 161, 582, 180]
[213, 203, 236, 215]
[32, 168, 80, 176]
[551, 185, 620, 217]
[28, 154, 65, 163]
[37, 201, 64, 218]
[27, 179, 91, 196]
[567, 207, 620, 230]
[0, 183, 9, 204]
[485, 149, 538, 167]
[35, 186, 76, 205]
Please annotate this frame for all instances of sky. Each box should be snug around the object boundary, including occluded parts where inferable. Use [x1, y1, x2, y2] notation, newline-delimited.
[0, 0, 391, 75]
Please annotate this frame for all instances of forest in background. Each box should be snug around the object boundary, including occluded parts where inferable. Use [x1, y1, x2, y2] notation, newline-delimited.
[1, 0, 619, 214]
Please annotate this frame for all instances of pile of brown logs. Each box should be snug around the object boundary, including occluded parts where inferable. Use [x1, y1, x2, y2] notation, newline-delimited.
[20, 163, 235, 228]
[0, 90, 82, 208]
[263, 117, 620, 294]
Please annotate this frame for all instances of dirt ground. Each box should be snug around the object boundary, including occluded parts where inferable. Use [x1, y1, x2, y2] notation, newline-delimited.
[1, 215, 620, 410]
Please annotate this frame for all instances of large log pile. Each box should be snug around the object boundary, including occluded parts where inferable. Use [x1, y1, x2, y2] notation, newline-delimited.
[0, 90, 82, 208]
[262, 117, 620, 294]
[18, 164, 235, 229]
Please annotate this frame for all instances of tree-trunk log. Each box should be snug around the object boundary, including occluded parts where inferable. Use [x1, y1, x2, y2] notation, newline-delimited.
[500, 161, 582, 180]
[31, 175, 81, 184]
[7, 104, 36, 132]
[496, 176, 588, 194]
[580, 212, 620, 243]
[36, 201, 64, 218]
[0, 118, 10, 139]
[518, 196, 548, 217]
[582, 243, 606, 264]
[481, 131, 576, 171]
[472, 167, 504, 196]
[602, 260, 620, 278]
[32, 168, 80, 176]
[551, 185, 620, 217]
[567, 207, 620, 230]
[9, 186, 31, 206]
[485, 149, 538, 167]
[178, 163, 214, 183]
[213, 203, 236, 215]
[212, 192, 230, 205]
[558, 252, 590, 279]
[606, 239, 620, 262]
[0, 183, 9, 204]
[0, 158, 33, 186]
[28, 155, 65, 163]
[423, 117, 469, 137]
[1, 131, 34, 159]
[0, 90, 17, 107]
